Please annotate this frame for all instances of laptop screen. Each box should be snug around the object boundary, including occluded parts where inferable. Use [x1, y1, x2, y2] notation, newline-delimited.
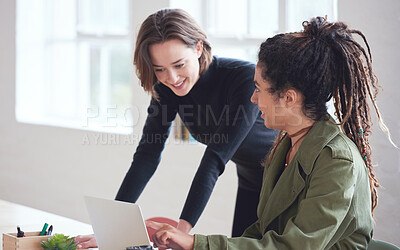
[84, 196, 152, 250]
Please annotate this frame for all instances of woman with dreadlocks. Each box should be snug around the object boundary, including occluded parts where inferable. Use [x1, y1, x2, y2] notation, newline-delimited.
[146, 16, 394, 250]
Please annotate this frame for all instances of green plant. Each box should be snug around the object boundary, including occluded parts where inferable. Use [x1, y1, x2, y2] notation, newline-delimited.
[41, 233, 78, 250]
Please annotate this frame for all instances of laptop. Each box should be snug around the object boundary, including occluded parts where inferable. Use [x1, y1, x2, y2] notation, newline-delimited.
[84, 196, 152, 250]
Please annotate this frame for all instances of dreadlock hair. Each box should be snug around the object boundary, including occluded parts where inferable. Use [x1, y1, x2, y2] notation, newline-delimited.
[258, 16, 395, 215]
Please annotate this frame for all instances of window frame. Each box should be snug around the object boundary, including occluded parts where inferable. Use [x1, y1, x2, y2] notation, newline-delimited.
[15, 0, 134, 134]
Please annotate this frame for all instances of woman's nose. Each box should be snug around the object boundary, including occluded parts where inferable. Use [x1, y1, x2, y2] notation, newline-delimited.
[251, 91, 258, 104]
[167, 70, 179, 84]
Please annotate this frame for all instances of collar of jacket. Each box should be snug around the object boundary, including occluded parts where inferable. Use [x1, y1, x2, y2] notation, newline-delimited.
[267, 117, 341, 173]
[295, 117, 340, 175]
[258, 117, 341, 231]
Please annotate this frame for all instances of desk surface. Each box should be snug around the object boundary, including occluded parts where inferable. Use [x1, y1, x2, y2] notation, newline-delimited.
[0, 199, 94, 250]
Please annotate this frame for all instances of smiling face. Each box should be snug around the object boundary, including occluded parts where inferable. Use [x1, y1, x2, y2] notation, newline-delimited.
[251, 64, 287, 130]
[149, 39, 203, 96]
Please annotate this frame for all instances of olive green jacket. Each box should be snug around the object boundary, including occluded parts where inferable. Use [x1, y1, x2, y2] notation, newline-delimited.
[194, 118, 373, 249]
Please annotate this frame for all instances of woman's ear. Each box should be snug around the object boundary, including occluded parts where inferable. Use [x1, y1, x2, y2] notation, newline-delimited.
[196, 40, 204, 58]
[284, 89, 299, 107]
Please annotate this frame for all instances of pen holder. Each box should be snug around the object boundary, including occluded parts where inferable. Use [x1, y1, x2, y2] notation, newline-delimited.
[2, 231, 53, 250]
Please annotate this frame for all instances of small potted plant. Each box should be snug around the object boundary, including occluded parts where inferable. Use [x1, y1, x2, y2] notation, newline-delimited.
[41, 233, 78, 250]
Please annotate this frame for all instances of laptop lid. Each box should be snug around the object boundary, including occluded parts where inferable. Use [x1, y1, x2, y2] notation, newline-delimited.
[84, 196, 151, 250]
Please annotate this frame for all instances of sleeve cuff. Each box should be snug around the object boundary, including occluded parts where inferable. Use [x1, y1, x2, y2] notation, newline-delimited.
[194, 234, 209, 250]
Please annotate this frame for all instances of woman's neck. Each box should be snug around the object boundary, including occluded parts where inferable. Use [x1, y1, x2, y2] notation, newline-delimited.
[288, 124, 314, 149]
[284, 115, 315, 136]
[284, 116, 315, 166]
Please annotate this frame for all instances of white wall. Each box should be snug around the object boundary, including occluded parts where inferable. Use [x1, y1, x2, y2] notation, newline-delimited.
[338, 0, 400, 244]
[0, 0, 399, 245]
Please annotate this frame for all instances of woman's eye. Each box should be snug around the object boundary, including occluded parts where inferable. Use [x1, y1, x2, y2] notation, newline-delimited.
[155, 68, 164, 72]
[175, 63, 184, 68]
[255, 87, 260, 92]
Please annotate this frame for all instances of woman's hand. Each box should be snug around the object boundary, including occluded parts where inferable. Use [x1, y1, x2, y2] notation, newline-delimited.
[146, 221, 195, 250]
[75, 234, 98, 249]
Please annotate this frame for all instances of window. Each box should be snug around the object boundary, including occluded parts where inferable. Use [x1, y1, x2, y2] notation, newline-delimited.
[16, 0, 336, 135]
[171, 0, 337, 62]
[16, 0, 133, 133]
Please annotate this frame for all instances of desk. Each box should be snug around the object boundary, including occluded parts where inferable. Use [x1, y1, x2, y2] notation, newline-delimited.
[0, 200, 94, 250]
